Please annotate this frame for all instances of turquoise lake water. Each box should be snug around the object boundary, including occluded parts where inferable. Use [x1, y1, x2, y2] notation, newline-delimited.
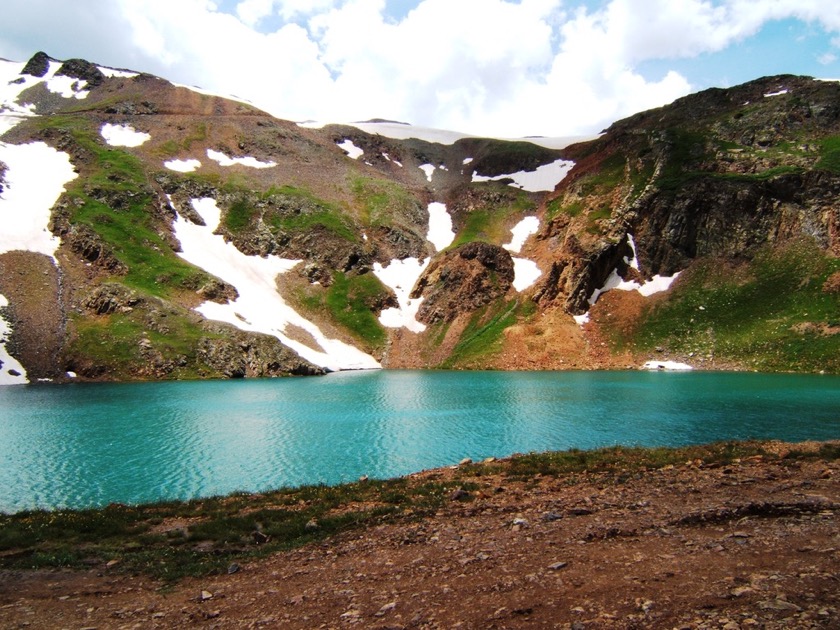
[1, 370, 838, 513]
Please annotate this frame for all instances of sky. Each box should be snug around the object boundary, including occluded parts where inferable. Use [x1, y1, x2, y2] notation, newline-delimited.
[1, 0, 839, 137]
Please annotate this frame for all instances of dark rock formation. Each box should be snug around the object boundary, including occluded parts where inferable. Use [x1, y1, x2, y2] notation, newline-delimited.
[54, 58, 105, 88]
[197, 328, 325, 377]
[20, 51, 52, 77]
[412, 242, 515, 324]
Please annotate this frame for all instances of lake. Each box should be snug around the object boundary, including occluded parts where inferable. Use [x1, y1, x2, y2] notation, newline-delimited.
[1, 370, 838, 513]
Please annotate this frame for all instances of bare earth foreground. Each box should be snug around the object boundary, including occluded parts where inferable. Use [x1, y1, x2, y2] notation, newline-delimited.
[1, 442, 838, 629]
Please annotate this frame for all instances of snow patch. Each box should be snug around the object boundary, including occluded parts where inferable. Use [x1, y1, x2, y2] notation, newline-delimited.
[0, 141, 77, 259]
[173, 198, 379, 371]
[637, 273, 681, 297]
[626, 233, 640, 270]
[373, 257, 428, 333]
[426, 202, 454, 252]
[572, 312, 590, 326]
[642, 360, 694, 371]
[764, 89, 789, 98]
[43, 61, 89, 99]
[419, 164, 436, 182]
[206, 149, 276, 169]
[97, 66, 139, 79]
[100, 123, 150, 147]
[342, 121, 595, 150]
[511, 258, 542, 292]
[164, 158, 201, 173]
[472, 158, 575, 192]
[503, 216, 539, 254]
[462, 157, 474, 165]
[0, 294, 28, 385]
[337, 139, 363, 160]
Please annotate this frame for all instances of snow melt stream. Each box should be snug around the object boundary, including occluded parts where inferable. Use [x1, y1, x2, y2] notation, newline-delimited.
[173, 198, 380, 371]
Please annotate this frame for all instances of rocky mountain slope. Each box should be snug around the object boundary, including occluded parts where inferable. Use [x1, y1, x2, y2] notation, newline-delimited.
[0, 52, 837, 383]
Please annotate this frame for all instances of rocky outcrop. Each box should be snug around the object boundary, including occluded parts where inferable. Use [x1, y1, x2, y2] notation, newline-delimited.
[20, 51, 52, 77]
[197, 328, 325, 377]
[412, 242, 515, 324]
[633, 171, 840, 276]
[82, 283, 142, 315]
[54, 58, 105, 88]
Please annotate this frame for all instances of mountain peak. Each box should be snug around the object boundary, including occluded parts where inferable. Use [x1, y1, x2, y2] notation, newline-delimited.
[20, 51, 53, 77]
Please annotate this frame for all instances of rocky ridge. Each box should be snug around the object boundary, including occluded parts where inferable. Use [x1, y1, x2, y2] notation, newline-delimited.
[0, 53, 838, 380]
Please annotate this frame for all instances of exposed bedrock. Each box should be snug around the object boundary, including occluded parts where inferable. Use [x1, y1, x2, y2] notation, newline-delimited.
[412, 242, 515, 324]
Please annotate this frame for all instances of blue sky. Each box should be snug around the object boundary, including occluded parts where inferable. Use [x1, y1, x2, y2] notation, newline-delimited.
[1, 1, 839, 137]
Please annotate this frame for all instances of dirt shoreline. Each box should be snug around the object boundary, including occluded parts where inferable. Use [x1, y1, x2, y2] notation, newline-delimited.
[1, 441, 838, 629]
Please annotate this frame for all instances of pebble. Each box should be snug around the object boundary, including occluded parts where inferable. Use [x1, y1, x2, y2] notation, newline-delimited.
[374, 602, 397, 617]
[548, 561, 568, 571]
[200, 591, 214, 601]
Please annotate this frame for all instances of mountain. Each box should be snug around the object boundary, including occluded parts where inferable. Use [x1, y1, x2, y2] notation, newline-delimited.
[0, 52, 837, 383]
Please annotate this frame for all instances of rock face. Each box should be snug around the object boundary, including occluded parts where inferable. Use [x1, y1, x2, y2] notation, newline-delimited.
[538, 74, 840, 315]
[412, 242, 515, 324]
[633, 171, 840, 277]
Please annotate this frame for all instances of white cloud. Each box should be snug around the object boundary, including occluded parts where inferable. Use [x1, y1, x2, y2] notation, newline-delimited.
[2, 0, 840, 137]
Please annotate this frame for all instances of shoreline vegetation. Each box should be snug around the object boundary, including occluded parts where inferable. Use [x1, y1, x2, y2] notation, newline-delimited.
[2, 440, 837, 582]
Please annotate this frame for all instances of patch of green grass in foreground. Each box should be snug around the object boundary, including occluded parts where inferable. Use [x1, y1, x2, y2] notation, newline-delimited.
[2, 441, 835, 582]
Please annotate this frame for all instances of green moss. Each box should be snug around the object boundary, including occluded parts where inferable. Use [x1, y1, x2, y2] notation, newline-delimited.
[816, 135, 840, 173]
[441, 299, 521, 368]
[323, 272, 388, 349]
[68, 310, 224, 381]
[350, 176, 421, 228]
[452, 187, 535, 248]
[224, 198, 256, 232]
[33, 116, 211, 299]
[546, 199, 583, 220]
[291, 272, 388, 352]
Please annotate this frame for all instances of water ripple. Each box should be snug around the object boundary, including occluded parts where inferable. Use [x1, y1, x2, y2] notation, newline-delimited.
[1, 371, 838, 512]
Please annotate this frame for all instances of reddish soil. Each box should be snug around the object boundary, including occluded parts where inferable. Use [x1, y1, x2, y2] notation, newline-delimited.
[1, 443, 837, 629]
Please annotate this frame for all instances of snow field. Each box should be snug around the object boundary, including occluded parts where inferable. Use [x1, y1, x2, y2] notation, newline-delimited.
[97, 67, 139, 79]
[472, 157, 575, 192]
[337, 139, 364, 159]
[642, 360, 693, 371]
[504, 217, 542, 292]
[0, 294, 28, 385]
[419, 164, 436, 182]
[0, 141, 77, 259]
[173, 198, 381, 371]
[372, 257, 429, 333]
[426, 202, 455, 252]
[164, 159, 202, 172]
[206, 149, 276, 169]
[503, 216, 539, 254]
[511, 258, 542, 292]
[100, 123, 151, 147]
